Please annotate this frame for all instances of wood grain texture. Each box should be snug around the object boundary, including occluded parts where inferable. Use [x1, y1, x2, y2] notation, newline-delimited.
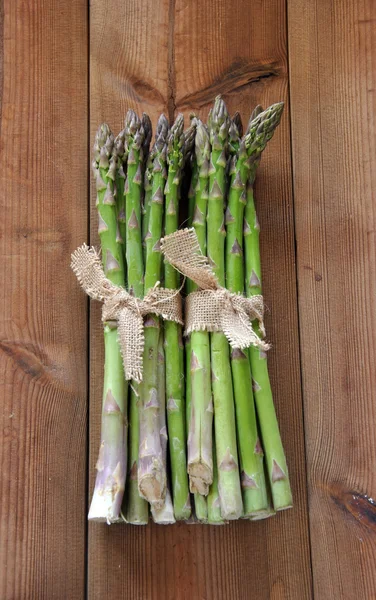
[89, 0, 312, 598]
[0, 1, 88, 598]
[288, 0, 376, 597]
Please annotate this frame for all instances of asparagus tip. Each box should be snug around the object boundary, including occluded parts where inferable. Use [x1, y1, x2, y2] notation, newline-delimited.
[141, 112, 153, 151]
[212, 95, 229, 126]
[232, 111, 243, 137]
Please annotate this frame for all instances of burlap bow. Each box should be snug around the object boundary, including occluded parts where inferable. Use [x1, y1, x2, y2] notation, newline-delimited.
[160, 228, 269, 351]
[71, 244, 183, 383]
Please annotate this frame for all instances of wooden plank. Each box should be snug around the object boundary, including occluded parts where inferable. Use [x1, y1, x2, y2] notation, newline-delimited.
[288, 0, 376, 597]
[89, 1, 312, 598]
[0, 1, 88, 598]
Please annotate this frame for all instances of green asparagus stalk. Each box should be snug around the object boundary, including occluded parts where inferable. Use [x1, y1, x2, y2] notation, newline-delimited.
[141, 113, 154, 261]
[249, 461, 276, 520]
[88, 125, 128, 522]
[185, 337, 208, 523]
[244, 103, 293, 511]
[186, 149, 199, 296]
[177, 124, 196, 492]
[207, 97, 243, 519]
[151, 333, 176, 524]
[187, 120, 213, 496]
[183, 128, 209, 520]
[187, 146, 199, 229]
[120, 111, 149, 524]
[164, 115, 191, 520]
[114, 129, 127, 267]
[225, 118, 269, 517]
[142, 153, 153, 260]
[125, 388, 149, 524]
[207, 432, 225, 524]
[124, 110, 144, 297]
[230, 347, 268, 516]
[137, 114, 169, 507]
[185, 135, 196, 425]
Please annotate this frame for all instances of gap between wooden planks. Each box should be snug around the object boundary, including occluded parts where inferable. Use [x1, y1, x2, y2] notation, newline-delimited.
[89, 0, 312, 599]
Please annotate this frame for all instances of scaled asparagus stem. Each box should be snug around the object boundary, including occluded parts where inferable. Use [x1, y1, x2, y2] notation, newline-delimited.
[164, 114, 192, 520]
[226, 114, 269, 516]
[207, 432, 225, 525]
[187, 120, 213, 496]
[138, 115, 169, 507]
[114, 128, 127, 266]
[151, 333, 176, 524]
[141, 113, 154, 260]
[207, 97, 243, 520]
[244, 103, 293, 511]
[88, 125, 128, 523]
[124, 110, 144, 298]
[121, 112, 150, 524]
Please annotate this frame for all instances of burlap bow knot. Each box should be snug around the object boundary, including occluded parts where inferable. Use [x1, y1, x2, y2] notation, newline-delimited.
[160, 228, 269, 351]
[71, 244, 183, 383]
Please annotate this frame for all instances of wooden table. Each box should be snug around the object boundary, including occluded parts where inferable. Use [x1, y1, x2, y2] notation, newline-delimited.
[1, 0, 375, 598]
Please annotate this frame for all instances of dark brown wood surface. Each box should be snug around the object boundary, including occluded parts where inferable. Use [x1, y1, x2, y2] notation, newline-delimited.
[0, 0, 88, 598]
[0, 0, 375, 597]
[289, 0, 376, 597]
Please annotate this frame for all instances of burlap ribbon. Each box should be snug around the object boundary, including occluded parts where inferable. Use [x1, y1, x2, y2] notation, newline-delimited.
[160, 228, 269, 351]
[71, 244, 183, 383]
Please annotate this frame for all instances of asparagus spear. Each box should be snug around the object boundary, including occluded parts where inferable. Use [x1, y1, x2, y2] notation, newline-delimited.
[185, 341, 208, 522]
[141, 114, 154, 261]
[225, 119, 269, 517]
[124, 110, 144, 297]
[114, 128, 128, 265]
[187, 151, 199, 229]
[119, 111, 149, 524]
[244, 103, 293, 511]
[88, 125, 128, 522]
[138, 115, 169, 507]
[207, 97, 243, 519]
[207, 433, 225, 525]
[125, 386, 149, 524]
[151, 333, 176, 524]
[164, 115, 191, 520]
[187, 120, 213, 496]
[182, 124, 209, 520]
[184, 119, 197, 301]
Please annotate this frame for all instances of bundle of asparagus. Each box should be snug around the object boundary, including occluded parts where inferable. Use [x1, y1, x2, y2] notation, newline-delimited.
[72, 96, 292, 525]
